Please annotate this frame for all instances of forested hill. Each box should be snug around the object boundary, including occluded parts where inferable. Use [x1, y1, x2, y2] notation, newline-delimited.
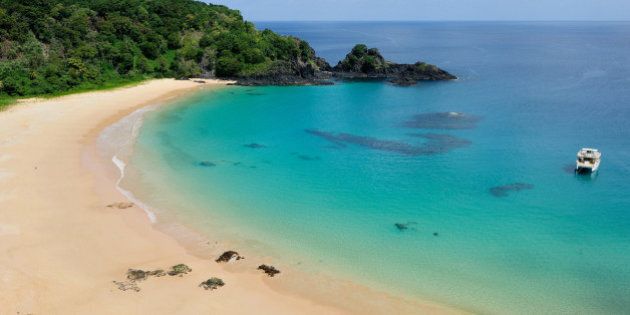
[0, 0, 330, 96]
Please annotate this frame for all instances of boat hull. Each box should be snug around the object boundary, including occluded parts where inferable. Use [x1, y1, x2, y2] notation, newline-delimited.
[576, 161, 600, 174]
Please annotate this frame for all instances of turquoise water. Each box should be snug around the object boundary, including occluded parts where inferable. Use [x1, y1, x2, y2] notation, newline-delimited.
[125, 22, 630, 314]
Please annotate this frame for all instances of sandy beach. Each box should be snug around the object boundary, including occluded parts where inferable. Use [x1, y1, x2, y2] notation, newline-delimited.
[0, 79, 462, 314]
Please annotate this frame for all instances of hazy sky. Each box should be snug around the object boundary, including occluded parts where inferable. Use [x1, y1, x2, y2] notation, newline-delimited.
[207, 0, 630, 21]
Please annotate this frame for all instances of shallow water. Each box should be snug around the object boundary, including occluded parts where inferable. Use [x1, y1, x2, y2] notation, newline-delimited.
[123, 22, 630, 314]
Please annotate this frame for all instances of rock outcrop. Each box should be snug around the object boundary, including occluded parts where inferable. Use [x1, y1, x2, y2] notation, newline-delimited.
[234, 44, 333, 86]
[107, 202, 134, 209]
[332, 44, 456, 86]
[215, 251, 244, 263]
[199, 277, 226, 290]
[258, 264, 281, 277]
[167, 264, 192, 276]
[126, 269, 166, 281]
[234, 44, 455, 86]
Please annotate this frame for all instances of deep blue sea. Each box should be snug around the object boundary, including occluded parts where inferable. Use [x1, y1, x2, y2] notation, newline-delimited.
[123, 22, 630, 314]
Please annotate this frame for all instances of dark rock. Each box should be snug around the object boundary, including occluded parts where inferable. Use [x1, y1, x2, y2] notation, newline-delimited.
[433, 232, 439, 237]
[244, 143, 267, 149]
[168, 264, 192, 276]
[258, 264, 281, 277]
[146, 269, 166, 277]
[199, 277, 225, 290]
[395, 223, 408, 230]
[215, 251, 244, 263]
[390, 76, 418, 86]
[107, 202, 134, 209]
[199, 161, 216, 167]
[232, 44, 455, 86]
[125, 269, 165, 281]
[297, 154, 320, 161]
[193, 80, 206, 84]
[305, 129, 470, 156]
[332, 44, 456, 86]
[233, 52, 333, 86]
[126, 269, 149, 281]
[489, 183, 534, 197]
[394, 221, 417, 231]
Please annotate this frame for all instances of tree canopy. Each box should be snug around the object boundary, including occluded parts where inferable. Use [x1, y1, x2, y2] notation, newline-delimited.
[335, 44, 388, 74]
[0, 0, 324, 96]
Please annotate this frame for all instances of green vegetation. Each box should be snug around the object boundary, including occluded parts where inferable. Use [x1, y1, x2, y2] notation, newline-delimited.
[0, 0, 326, 97]
[167, 264, 192, 276]
[199, 277, 225, 290]
[335, 44, 388, 73]
[333, 44, 456, 85]
[0, 95, 15, 111]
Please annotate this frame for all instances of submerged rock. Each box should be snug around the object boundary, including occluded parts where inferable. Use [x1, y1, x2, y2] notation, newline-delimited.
[215, 251, 244, 263]
[244, 143, 267, 149]
[305, 129, 470, 156]
[258, 264, 281, 277]
[394, 222, 417, 231]
[297, 154, 321, 161]
[199, 277, 225, 290]
[395, 223, 408, 230]
[198, 161, 217, 167]
[168, 264, 192, 276]
[489, 183, 534, 197]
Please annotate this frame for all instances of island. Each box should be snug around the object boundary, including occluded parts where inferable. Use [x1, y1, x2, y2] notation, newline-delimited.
[332, 44, 457, 86]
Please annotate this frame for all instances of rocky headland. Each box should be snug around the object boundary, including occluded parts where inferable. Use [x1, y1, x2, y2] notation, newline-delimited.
[232, 44, 456, 86]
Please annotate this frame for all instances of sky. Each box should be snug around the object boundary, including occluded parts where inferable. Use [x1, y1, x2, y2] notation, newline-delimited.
[206, 0, 630, 21]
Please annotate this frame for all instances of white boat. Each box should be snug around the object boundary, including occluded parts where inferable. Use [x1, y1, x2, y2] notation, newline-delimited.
[576, 148, 601, 173]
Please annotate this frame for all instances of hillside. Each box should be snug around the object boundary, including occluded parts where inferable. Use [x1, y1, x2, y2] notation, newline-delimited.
[0, 0, 329, 96]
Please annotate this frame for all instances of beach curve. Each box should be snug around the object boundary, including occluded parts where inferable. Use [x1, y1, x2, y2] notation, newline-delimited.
[0, 79, 464, 314]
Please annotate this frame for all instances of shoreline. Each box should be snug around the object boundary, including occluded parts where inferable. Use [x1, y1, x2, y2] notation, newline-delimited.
[0, 79, 463, 314]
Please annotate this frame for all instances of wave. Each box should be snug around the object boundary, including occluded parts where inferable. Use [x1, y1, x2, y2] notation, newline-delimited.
[112, 155, 157, 223]
[97, 105, 160, 223]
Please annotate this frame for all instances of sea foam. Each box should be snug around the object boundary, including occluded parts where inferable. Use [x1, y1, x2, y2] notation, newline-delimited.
[97, 105, 159, 223]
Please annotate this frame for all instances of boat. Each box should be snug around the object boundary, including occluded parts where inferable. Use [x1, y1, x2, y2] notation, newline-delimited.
[575, 148, 601, 173]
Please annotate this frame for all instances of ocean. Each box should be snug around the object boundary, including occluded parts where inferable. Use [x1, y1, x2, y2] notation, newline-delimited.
[117, 22, 630, 314]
